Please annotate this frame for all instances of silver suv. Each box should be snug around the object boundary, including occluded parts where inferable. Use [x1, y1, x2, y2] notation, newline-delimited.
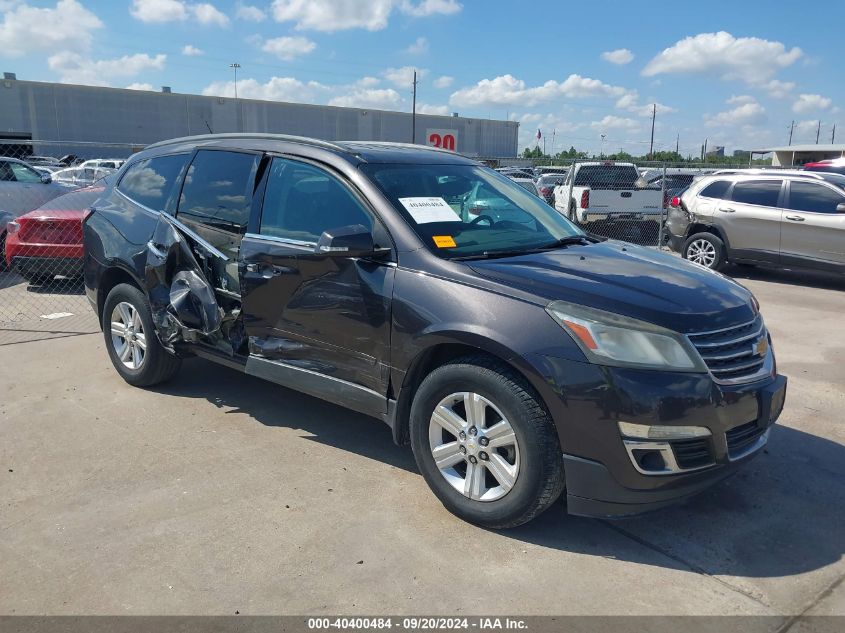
[666, 171, 845, 271]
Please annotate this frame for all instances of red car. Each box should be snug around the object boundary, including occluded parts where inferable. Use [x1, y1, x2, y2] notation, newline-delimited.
[804, 157, 845, 175]
[4, 180, 109, 283]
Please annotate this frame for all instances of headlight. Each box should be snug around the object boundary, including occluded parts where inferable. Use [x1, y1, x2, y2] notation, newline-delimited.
[545, 300, 707, 372]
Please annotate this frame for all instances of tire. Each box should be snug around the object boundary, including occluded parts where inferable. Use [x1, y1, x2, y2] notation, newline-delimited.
[683, 232, 726, 271]
[102, 283, 181, 387]
[409, 355, 565, 529]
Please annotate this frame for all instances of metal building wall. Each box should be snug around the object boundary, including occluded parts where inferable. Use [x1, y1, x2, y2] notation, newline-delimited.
[0, 79, 518, 157]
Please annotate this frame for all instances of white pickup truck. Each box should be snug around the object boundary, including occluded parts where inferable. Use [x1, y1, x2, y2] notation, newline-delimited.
[552, 162, 662, 224]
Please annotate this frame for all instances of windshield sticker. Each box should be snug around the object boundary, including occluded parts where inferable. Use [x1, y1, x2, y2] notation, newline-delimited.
[432, 235, 457, 248]
[398, 197, 460, 224]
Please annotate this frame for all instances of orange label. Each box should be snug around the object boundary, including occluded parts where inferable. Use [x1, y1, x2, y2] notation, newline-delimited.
[432, 235, 457, 248]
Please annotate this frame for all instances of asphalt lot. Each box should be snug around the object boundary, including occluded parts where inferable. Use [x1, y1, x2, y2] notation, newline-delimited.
[1, 264, 843, 620]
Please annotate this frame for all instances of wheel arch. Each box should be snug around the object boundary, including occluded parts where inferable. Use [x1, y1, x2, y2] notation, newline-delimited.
[687, 222, 731, 252]
[97, 265, 144, 322]
[390, 331, 553, 447]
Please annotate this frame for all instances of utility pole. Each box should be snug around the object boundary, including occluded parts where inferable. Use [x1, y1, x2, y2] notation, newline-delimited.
[648, 103, 656, 159]
[788, 120, 794, 145]
[703, 138, 708, 163]
[411, 70, 418, 144]
[675, 133, 679, 155]
[229, 62, 241, 99]
[832, 124, 837, 143]
[816, 120, 821, 144]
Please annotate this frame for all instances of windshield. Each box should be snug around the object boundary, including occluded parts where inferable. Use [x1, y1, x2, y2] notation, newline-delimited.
[361, 163, 584, 259]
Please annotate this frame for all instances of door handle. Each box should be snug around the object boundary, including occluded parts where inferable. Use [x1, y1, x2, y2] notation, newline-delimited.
[785, 215, 805, 222]
[718, 207, 736, 213]
[245, 263, 260, 273]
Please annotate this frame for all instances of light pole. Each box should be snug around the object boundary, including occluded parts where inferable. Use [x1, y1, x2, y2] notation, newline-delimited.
[600, 134, 606, 158]
[229, 63, 241, 99]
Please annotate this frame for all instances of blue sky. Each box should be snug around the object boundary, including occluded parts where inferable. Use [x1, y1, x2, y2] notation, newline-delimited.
[1, 0, 842, 156]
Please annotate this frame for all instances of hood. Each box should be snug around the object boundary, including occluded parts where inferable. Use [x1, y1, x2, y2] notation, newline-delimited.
[468, 241, 756, 333]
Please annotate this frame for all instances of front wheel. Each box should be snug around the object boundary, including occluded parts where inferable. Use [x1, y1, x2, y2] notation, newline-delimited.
[410, 356, 565, 528]
[102, 283, 181, 387]
[683, 232, 726, 270]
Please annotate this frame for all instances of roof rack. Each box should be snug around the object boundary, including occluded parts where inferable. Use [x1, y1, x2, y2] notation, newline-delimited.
[339, 140, 456, 155]
[145, 132, 349, 153]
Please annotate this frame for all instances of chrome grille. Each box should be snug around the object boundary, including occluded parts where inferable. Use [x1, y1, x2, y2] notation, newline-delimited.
[687, 315, 769, 383]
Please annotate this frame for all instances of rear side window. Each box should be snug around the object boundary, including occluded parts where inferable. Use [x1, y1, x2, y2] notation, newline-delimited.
[731, 180, 782, 207]
[177, 150, 259, 234]
[699, 180, 731, 199]
[787, 181, 845, 213]
[118, 154, 190, 211]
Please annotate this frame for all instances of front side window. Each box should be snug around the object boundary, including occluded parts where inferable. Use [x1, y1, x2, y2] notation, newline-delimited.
[787, 181, 845, 214]
[9, 162, 42, 183]
[361, 163, 583, 259]
[731, 180, 782, 208]
[118, 153, 190, 211]
[260, 158, 374, 243]
[177, 150, 259, 234]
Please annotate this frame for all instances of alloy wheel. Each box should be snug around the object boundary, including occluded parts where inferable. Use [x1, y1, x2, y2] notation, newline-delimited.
[428, 392, 520, 502]
[110, 301, 147, 370]
[687, 239, 717, 268]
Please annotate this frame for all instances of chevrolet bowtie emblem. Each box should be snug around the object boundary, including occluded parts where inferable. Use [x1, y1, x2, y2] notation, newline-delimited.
[755, 338, 769, 357]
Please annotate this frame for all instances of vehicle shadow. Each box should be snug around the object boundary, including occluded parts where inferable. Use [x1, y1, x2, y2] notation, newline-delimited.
[153, 357, 844, 580]
[724, 264, 845, 291]
[26, 276, 85, 295]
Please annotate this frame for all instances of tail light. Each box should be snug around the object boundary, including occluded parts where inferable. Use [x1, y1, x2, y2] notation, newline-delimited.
[539, 187, 552, 196]
[670, 196, 682, 207]
[6, 220, 20, 235]
[580, 190, 590, 209]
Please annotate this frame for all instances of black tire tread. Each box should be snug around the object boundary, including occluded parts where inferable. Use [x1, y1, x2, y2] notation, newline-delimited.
[413, 354, 565, 529]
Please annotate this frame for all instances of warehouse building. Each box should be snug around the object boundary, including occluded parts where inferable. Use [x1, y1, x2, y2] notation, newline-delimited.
[751, 144, 845, 167]
[0, 76, 518, 159]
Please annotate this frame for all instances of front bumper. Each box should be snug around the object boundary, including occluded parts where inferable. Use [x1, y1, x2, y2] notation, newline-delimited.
[526, 354, 787, 518]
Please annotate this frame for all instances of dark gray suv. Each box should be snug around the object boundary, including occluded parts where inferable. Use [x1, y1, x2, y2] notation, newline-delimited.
[83, 134, 786, 527]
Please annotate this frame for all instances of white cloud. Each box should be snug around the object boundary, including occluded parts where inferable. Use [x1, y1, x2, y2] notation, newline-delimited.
[48, 51, 166, 86]
[727, 95, 756, 105]
[130, 0, 229, 26]
[614, 91, 675, 117]
[261, 35, 316, 60]
[271, 0, 393, 31]
[0, 0, 102, 57]
[643, 32, 802, 86]
[202, 75, 328, 102]
[130, 0, 188, 21]
[271, 0, 460, 32]
[192, 2, 228, 25]
[236, 2, 265, 21]
[126, 82, 155, 91]
[181, 44, 203, 56]
[591, 115, 640, 131]
[449, 73, 626, 108]
[762, 79, 794, 99]
[792, 93, 832, 114]
[601, 48, 633, 65]
[705, 98, 766, 127]
[433, 75, 453, 89]
[328, 87, 401, 109]
[383, 66, 426, 87]
[399, 0, 461, 17]
[417, 103, 449, 115]
[356, 76, 380, 87]
[406, 36, 428, 55]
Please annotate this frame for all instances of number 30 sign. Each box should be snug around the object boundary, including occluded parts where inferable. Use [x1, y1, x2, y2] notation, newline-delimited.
[426, 129, 458, 151]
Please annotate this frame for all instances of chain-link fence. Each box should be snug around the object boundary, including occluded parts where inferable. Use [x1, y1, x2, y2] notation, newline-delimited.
[0, 140, 140, 344]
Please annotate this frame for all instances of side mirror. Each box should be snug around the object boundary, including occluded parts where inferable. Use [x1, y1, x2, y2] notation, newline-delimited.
[315, 224, 377, 257]
[837, 203, 845, 213]
[634, 177, 648, 189]
[40, 173, 52, 184]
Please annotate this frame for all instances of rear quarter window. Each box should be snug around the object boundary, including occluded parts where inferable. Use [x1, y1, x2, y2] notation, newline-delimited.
[699, 180, 731, 199]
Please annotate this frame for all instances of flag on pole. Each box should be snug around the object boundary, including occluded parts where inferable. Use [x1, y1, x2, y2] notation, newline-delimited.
[536, 128, 542, 141]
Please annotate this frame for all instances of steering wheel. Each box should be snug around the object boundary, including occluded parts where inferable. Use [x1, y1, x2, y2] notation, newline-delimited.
[469, 214, 495, 226]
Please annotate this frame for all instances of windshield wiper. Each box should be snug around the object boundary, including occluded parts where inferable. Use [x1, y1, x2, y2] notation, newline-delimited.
[452, 234, 602, 261]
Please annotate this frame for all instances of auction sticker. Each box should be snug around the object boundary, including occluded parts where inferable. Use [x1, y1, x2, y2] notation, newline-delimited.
[432, 235, 457, 248]
[398, 197, 460, 224]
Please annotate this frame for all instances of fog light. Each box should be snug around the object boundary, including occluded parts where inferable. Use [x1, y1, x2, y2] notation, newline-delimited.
[618, 421, 711, 440]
